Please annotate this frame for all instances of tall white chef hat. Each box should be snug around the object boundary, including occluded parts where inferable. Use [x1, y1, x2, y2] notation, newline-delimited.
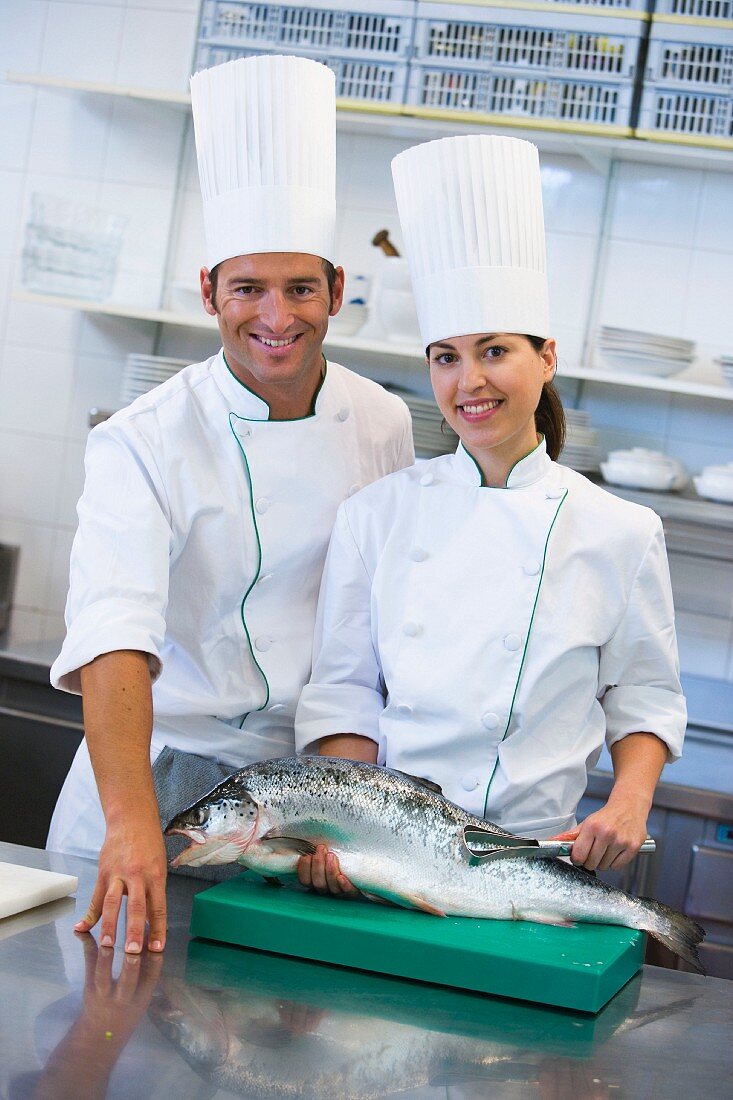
[391, 135, 550, 348]
[191, 54, 336, 270]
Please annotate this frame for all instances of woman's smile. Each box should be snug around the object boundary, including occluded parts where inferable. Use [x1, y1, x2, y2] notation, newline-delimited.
[457, 398, 504, 421]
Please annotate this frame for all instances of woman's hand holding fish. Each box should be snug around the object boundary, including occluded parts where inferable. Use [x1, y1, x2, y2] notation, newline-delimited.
[297, 844, 360, 898]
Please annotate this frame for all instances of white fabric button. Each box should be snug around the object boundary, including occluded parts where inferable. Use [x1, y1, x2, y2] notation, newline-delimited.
[504, 633, 522, 652]
[267, 703, 285, 713]
[348, 484, 360, 497]
[410, 546, 428, 562]
[337, 406, 350, 422]
[523, 559, 541, 576]
[420, 472, 434, 487]
[546, 486, 564, 499]
[461, 773, 480, 792]
[402, 621, 421, 637]
[257, 572, 273, 585]
[255, 497, 270, 514]
[481, 711, 500, 730]
[239, 426, 252, 439]
[395, 703, 413, 717]
[254, 635, 272, 652]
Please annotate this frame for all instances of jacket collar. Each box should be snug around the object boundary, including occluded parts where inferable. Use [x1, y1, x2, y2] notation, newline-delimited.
[211, 348, 332, 421]
[453, 437, 553, 488]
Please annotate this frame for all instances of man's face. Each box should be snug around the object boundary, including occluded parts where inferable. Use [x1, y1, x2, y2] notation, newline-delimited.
[201, 253, 344, 417]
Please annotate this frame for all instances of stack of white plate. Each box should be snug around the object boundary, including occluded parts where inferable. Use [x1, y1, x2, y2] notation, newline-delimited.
[388, 387, 458, 457]
[560, 408, 601, 473]
[121, 354, 189, 404]
[597, 327, 695, 377]
[715, 354, 733, 388]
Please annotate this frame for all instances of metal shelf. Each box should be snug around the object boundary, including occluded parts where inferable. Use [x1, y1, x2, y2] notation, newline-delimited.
[6, 72, 733, 172]
[14, 293, 733, 403]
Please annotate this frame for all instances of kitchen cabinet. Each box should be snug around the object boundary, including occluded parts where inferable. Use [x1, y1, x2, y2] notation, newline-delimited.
[0, 651, 82, 849]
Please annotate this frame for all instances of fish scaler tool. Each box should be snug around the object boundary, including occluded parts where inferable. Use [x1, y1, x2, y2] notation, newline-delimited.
[462, 830, 656, 862]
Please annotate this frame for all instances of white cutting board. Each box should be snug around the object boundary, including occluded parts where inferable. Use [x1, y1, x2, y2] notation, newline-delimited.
[0, 861, 78, 919]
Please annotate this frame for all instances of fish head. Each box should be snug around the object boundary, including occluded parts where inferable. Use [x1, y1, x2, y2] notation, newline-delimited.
[165, 774, 261, 868]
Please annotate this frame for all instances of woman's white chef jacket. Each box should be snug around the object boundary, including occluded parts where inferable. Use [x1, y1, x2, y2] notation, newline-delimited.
[48, 350, 413, 856]
[295, 440, 686, 840]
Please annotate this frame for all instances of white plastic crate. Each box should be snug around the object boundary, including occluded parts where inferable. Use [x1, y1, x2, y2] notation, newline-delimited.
[412, 4, 645, 82]
[193, 44, 410, 103]
[637, 85, 733, 140]
[195, 0, 416, 69]
[645, 21, 733, 91]
[653, 0, 732, 19]
[406, 63, 634, 127]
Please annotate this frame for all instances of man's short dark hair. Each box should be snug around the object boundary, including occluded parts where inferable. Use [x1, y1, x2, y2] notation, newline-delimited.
[209, 258, 337, 311]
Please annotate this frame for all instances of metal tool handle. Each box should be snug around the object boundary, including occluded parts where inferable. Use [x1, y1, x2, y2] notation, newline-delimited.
[537, 837, 656, 858]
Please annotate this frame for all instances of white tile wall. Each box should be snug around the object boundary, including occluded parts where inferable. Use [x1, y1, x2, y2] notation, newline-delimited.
[0, 0, 732, 690]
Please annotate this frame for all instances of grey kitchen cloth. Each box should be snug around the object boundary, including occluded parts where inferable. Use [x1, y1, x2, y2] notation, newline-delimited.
[153, 744, 243, 882]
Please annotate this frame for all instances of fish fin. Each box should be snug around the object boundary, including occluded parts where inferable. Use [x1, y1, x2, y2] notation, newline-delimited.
[259, 835, 317, 856]
[397, 892, 446, 917]
[637, 896, 707, 975]
[360, 891, 400, 909]
[394, 771, 443, 796]
[518, 909, 576, 928]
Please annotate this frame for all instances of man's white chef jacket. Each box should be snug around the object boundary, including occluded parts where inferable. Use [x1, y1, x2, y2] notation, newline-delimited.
[48, 351, 413, 854]
[295, 440, 686, 840]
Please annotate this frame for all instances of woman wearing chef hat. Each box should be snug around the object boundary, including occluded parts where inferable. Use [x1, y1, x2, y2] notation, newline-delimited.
[295, 134, 685, 890]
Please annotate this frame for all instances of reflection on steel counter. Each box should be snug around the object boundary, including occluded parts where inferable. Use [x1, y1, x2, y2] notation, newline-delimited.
[148, 941, 699, 1100]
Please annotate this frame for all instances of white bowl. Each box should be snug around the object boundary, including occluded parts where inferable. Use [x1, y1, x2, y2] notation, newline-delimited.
[693, 475, 733, 503]
[329, 302, 367, 336]
[601, 462, 679, 491]
[699, 463, 733, 480]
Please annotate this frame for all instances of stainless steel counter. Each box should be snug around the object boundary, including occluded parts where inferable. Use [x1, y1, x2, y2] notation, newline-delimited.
[1, 843, 731, 1099]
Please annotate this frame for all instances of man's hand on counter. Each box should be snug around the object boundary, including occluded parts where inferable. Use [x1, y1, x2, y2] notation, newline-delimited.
[75, 651, 168, 953]
[74, 813, 168, 953]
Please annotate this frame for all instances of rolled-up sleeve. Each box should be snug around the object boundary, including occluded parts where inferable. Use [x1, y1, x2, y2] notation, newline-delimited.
[50, 421, 173, 694]
[599, 520, 686, 760]
[295, 503, 385, 754]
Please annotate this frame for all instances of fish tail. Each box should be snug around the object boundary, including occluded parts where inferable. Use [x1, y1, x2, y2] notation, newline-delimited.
[638, 896, 707, 975]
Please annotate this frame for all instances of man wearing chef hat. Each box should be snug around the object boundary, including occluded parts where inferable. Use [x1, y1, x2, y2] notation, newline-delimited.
[47, 55, 413, 954]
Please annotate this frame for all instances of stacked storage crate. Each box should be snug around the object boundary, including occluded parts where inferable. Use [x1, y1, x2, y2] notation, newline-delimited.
[193, 1, 417, 107]
[404, 0, 649, 133]
[637, 0, 733, 146]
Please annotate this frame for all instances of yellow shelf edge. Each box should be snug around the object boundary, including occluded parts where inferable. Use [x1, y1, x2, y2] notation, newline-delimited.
[651, 12, 733, 26]
[417, 0, 650, 17]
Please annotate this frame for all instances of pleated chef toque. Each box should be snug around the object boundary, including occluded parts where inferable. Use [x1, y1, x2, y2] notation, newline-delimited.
[191, 55, 336, 270]
[391, 135, 550, 347]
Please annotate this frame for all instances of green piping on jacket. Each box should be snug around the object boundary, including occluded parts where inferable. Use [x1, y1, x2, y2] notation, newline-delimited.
[482, 486, 569, 820]
[228, 411, 270, 726]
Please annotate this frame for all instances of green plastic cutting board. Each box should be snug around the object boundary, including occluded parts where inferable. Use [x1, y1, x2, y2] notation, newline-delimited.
[190, 875, 645, 1013]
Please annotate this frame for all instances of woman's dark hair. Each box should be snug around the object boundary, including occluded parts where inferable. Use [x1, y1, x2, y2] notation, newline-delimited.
[524, 334, 566, 461]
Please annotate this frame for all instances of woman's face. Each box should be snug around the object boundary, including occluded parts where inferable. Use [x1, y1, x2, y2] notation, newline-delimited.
[429, 332, 556, 482]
